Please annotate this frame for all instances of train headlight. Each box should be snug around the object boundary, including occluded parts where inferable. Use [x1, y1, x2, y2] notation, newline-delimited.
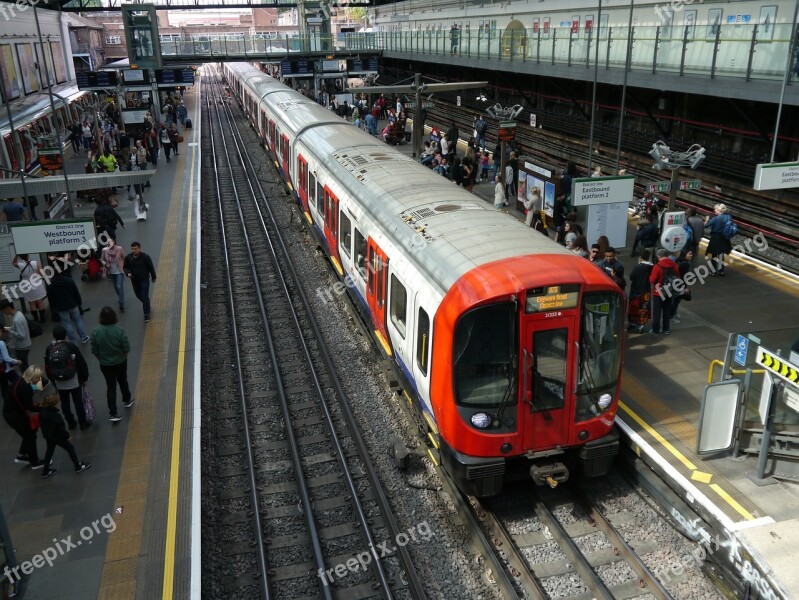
[598, 394, 612, 410]
[470, 413, 492, 429]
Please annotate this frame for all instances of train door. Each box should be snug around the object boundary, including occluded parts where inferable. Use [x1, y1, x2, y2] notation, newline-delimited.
[280, 133, 289, 181]
[268, 119, 275, 154]
[297, 154, 309, 213]
[16, 130, 32, 171]
[323, 187, 341, 274]
[366, 239, 390, 354]
[520, 315, 577, 450]
[260, 108, 267, 141]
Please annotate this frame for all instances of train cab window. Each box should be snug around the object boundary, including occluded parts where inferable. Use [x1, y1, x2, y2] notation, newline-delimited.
[316, 180, 324, 215]
[453, 303, 515, 408]
[354, 228, 367, 278]
[416, 308, 430, 376]
[339, 211, 352, 258]
[531, 328, 567, 412]
[575, 291, 623, 422]
[389, 274, 407, 338]
[309, 172, 317, 206]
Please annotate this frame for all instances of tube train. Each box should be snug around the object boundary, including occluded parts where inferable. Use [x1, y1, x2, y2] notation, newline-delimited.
[224, 62, 624, 496]
[0, 85, 99, 177]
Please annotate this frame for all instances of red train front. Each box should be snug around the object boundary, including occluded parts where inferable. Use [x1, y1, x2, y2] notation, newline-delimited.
[431, 255, 624, 497]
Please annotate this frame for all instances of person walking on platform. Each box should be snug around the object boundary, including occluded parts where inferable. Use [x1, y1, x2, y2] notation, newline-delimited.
[94, 199, 125, 242]
[96, 148, 117, 174]
[628, 249, 654, 333]
[39, 394, 91, 479]
[0, 300, 31, 370]
[685, 208, 704, 267]
[2, 199, 26, 222]
[159, 124, 173, 163]
[12, 254, 47, 322]
[81, 121, 92, 151]
[91, 307, 132, 423]
[46, 272, 89, 345]
[45, 325, 91, 431]
[176, 101, 188, 129]
[123, 242, 156, 322]
[648, 249, 680, 335]
[169, 124, 181, 156]
[145, 127, 159, 167]
[704, 203, 733, 276]
[101, 238, 127, 313]
[4, 366, 45, 470]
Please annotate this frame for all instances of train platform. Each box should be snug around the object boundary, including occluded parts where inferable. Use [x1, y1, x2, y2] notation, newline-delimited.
[390, 131, 799, 598]
[0, 88, 201, 598]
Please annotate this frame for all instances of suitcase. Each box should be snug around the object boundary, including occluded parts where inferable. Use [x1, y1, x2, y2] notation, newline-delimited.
[184, 118, 192, 130]
[134, 196, 149, 222]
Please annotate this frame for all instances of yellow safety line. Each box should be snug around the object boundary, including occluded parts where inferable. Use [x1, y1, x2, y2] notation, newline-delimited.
[375, 329, 392, 356]
[710, 483, 756, 521]
[162, 102, 198, 599]
[330, 255, 344, 276]
[619, 401, 698, 471]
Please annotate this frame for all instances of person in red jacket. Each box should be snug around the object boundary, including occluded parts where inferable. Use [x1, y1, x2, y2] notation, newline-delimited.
[648, 249, 681, 335]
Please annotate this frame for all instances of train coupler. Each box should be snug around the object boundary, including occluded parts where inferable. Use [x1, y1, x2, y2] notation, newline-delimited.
[530, 462, 569, 487]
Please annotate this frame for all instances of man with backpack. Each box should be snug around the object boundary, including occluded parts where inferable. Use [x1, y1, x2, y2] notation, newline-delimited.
[704, 203, 735, 277]
[649, 249, 681, 335]
[44, 325, 91, 430]
[94, 199, 125, 242]
[474, 116, 488, 152]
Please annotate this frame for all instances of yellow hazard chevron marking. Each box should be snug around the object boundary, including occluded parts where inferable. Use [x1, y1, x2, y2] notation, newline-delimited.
[756, 348, 799, 385]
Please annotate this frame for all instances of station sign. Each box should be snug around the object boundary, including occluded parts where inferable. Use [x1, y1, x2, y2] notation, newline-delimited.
[572, 175, 635, 206]
[404, 102, 434, 110]
[280, 60, 311, 76]
[756, 347, 799, 386]
[679, 179, 702, 191]
[497, 120, 516, 142]
[155, 68, 195, 86]
[529, 113, 536, 127]
[9, 220, 96, 254]
[347, 57, 379, 72]
[734, 334, 749, 367]
[122, 69, 150, 85]
[647, 181, 670, 193]
[76, 71, 118, 90]
[753, 161, 799, 191]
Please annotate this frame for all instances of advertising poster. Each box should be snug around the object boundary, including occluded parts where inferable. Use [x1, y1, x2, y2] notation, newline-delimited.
[35, 43, 55, 87]
[544, 181, 555, 216]
[0, 44, 20, 100]
[50, 42, 67, 83]
[517, 171, 527, 203]
[16, 44, 37, 94]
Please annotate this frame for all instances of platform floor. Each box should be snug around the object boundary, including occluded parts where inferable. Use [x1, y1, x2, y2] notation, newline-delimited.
[391, 132, 799, 598]
[0, 88, 201, 599]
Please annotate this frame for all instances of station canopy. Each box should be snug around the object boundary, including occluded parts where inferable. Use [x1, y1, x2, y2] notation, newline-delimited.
[61, 0, 368, 10]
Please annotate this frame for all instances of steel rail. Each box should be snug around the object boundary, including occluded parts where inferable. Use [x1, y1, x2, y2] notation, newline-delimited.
[569, 486, 676, 600]
[533, 498, 615, 600]
[204, 76, 271, 600]
[213, 76, 404, 599]
[208, 77, 334, 600]
[219, 76, 427, 599]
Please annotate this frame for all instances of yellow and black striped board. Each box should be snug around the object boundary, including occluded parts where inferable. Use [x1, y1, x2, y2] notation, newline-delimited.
[755, 347, 799, 386]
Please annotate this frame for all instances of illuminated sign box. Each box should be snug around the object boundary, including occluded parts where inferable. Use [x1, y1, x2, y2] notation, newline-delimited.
[525, 285, 580, 313]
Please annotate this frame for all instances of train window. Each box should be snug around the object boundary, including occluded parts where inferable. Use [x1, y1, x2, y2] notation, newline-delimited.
[575, 291, 623, 422]
[531, 328, 567, 412]
[354, 228, 367, 278]
[316, 180, 324, 215]
[416, 308, 430, 376]
[339, 211, 352, 258]
[453, 303, 515, 408]
[275, 128, 281, 157]
[389, 274, 407, 338]
[309, 172, 317, 206]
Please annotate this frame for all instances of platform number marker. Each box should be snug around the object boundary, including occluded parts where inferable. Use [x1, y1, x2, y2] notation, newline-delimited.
[756, 348, 799, 386]
[734, 335, 749, 367]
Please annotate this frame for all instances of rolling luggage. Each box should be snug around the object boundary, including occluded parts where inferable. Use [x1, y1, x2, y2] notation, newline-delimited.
[184, 118, 192, 130]
[134, 195, 148, 222]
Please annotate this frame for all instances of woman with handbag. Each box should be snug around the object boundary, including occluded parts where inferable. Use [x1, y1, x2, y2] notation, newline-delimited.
[2, 365, 44, 470]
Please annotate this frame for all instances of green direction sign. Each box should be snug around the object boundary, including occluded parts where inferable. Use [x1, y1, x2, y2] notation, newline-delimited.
[647, 181, 670, 193]
[679, 179, 702, 191]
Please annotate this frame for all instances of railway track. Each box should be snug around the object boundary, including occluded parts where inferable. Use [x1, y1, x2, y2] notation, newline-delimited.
[202, 70, 425, 600]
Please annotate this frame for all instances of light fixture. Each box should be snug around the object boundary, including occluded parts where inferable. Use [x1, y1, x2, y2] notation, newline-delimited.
[470, 413, 492, 429]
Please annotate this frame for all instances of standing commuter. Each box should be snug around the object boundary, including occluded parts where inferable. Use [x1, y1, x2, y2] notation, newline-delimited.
[46, 272, 90, 345]
[2, 199, 26, 222]
[176, 101, 188, 128]
[145, 126, 159, 166]
[12, 254, 47, 322]
[0, 329, 21, 403]
[123, 242, 157, 322]
[704, 203, 733, 276]
[45, 325, 91, 430]
[685, 207, 704, 267]
[628, 249, 654, 332]
[101, 238, 127, 313]
[39, 394, 91, 479]
[91, 307, 132, 423]
[0, 300, 31, 370]
[649, 249, 680, 335]
[159, 124, 173, 163]
[169, 124, 180, 156]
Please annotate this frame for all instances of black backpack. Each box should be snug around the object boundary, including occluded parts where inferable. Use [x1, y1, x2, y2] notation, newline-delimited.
[45, 341, 76, 381]
[476, 121, 487, 136]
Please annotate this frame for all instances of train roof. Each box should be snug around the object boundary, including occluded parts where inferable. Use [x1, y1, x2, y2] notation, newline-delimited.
[230, 63, 582, 294]
[0, 83, 86, 137]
